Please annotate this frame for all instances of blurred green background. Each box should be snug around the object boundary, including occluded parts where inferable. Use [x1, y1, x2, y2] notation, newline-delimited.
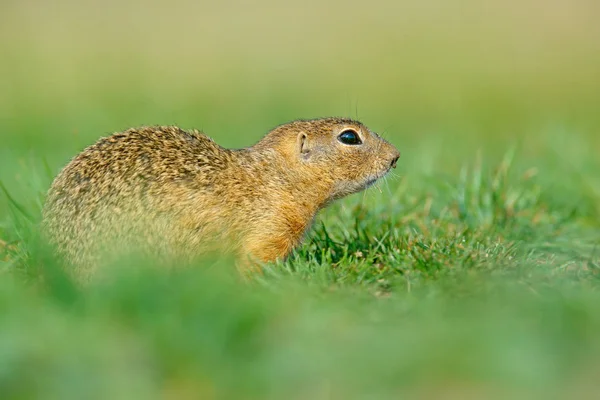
[1, 0, 600, 399]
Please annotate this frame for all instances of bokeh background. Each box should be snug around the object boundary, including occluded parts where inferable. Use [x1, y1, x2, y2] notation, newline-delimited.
[2, 0, 599, 152]
[1, 1, 600, 399]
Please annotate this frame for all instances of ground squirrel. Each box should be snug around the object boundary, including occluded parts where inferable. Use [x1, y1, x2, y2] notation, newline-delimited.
[42, 118, 400, 281]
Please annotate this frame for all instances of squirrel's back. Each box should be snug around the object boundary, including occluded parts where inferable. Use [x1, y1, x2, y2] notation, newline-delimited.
[42, 126, 238, 279]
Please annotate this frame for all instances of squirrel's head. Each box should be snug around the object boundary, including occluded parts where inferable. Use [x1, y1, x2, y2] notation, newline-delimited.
[259, 118, 400, 201]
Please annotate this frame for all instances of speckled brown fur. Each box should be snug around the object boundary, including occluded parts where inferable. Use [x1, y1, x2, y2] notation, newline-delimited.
[42, 118, 400, 282]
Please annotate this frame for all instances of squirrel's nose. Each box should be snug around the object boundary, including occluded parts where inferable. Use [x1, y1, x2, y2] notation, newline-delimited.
[390, 152, 400, 169]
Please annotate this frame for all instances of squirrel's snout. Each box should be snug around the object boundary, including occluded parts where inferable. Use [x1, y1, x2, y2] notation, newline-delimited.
[390, 151, 400, 169]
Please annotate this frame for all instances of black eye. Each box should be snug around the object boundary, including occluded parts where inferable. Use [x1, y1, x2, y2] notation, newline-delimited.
[338, 130, 362, 145]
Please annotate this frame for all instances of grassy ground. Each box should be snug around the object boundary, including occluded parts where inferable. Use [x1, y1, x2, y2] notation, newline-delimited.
[1, 1, 600, 399]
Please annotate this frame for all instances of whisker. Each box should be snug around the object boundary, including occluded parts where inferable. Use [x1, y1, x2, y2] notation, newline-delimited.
[383, 174, 393, 196]
[378, 124, 395, 140]
[389, 171, 402, 181]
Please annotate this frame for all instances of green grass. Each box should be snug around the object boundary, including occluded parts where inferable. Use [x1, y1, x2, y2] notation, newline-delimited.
[2, 124, 599, 400]
[2, 1, 600, 398]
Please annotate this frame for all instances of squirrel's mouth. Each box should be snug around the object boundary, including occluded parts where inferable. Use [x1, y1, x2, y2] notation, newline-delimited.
[335, 166, 394, 199]
[364, 169, 389, 188]
[364, 177, 378, 188]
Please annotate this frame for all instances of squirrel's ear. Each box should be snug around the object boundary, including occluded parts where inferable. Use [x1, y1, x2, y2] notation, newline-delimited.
[297, 132, 311, 159]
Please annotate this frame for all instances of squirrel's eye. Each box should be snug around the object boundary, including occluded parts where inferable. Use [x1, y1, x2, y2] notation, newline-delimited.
[338, 130, 362, 145]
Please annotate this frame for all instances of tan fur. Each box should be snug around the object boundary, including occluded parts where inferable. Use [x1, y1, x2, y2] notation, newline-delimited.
[41, 118, 400, 282]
